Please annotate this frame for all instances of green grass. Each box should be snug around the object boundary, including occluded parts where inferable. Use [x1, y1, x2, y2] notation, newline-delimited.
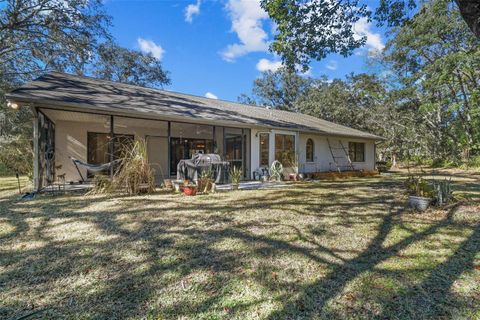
[0, 172, 479, 319]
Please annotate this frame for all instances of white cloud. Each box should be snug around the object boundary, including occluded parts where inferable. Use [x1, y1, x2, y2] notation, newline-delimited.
[205, 92, 218, 99]
[256, 58, 282, 72]
[326, 60, 338, 70]
[185, 0, 201, 23]
[353, 17, 385, 55]
[221, 0, 269, 61]
[137, 38, 165, 60]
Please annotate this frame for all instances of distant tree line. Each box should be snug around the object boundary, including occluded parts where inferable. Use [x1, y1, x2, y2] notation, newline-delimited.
[0, 0, 170, 175]
[240, 0, 480, 167]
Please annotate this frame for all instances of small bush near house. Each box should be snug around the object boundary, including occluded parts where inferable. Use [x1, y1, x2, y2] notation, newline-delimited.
[89, 139, 155, 195]
[114, 139, 155, 195]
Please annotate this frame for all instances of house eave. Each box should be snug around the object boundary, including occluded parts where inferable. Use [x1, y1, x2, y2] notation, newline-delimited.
[6, 93, 385, 141]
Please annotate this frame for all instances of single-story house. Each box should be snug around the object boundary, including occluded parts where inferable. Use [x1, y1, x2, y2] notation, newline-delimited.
[6, 72, 383, 191]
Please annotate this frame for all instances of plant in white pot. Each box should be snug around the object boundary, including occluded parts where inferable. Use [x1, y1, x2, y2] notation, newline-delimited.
[404, 175, 433, 211]
[230, 166, 242, 190]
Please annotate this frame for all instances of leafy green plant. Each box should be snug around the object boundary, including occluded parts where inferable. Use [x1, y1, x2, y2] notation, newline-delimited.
[229, 166, 242, 185]
[404, 175, 433, 198]
[198, 169, 214, 193]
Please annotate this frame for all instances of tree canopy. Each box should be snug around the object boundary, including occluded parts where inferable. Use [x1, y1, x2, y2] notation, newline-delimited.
[0, 0, 170, 175]
[261, 0, 480, 70]
[242, 0, 480, 165]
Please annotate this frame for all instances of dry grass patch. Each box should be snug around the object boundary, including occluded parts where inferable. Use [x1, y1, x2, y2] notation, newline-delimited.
[0, 173, 479, 319]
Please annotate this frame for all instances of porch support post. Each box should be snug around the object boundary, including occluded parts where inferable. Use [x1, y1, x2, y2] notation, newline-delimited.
[167, 121, 171, 177]
[32, 107, 40, 191]
[268, 130, 275, 166]
[109, 115, 114, 178]
[222, 126, 226, 159]
[213, 126, 216, 153]
[295, 131, 300, 173]
[241, 128, 245, 178]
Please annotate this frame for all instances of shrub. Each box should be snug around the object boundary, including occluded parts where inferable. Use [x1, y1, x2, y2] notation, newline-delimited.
[229, 166, 242, 185]
[197, 169, 214, 193]
[114, 139, 155, 195]
[87, 175, 114, 195]
[404, 175, 434, 198]
[462, 156, 480, 170]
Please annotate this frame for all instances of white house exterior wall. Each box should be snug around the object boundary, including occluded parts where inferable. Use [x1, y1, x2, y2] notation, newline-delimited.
[250, 129, 376, 177]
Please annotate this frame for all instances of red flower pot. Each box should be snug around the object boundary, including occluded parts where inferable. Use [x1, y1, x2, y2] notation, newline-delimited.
[183, 186, 197, 196]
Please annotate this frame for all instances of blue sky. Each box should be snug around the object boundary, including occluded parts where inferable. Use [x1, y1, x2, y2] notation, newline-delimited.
[105, 0, 387, 102]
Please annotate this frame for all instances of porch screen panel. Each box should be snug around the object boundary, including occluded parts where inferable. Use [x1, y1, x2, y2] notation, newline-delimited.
[170, 122, 214, 140]
[38, 112, 55, 189]
[147, 136, 168, 185]
[214, 126, 224, 155]
[224, 127, 244, 172]
[114, 116, 168, 137]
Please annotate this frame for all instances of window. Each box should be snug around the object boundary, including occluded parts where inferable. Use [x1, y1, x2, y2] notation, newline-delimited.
[275, 134, 295, 166]
[259, 133, 269, 166]
[306, 139, 314, 162]
[348, 142, 365, 162]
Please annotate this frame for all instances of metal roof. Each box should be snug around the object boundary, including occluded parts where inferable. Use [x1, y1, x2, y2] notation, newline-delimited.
[6, 72, 383, 140]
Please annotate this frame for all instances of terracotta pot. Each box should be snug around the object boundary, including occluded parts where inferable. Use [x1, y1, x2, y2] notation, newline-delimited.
[408, 196, 431, 211]
[289, 173, 298, 181]
[183, 186, 197, 196]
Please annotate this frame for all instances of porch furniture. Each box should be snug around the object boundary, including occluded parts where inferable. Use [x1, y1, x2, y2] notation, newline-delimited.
[177, 153, 229, 184]
[253, 167, 270, 181]
[70, 157, 122, 182]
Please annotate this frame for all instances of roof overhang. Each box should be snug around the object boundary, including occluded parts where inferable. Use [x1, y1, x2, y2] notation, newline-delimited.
[6, 93, 386, 141]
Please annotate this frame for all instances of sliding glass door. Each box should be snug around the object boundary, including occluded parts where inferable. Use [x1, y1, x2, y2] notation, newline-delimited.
[169, 138, 214, 175]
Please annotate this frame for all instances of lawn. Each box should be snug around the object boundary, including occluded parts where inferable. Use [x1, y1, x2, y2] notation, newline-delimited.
[0, 172, 479, 319]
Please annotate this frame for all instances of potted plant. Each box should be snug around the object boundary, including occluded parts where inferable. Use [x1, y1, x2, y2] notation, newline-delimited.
[183, 180, 197, 196]
[405, 175, 433, 211]
[163, 178, 173, 190]
[197, 169, 214, 193]
[230, 166, 242, 190]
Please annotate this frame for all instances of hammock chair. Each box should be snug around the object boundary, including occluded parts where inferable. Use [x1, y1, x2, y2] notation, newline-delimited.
[70, 157, 122, 182]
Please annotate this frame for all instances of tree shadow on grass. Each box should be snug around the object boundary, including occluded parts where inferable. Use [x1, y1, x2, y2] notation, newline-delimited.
[266, 203, 480, 319]
[1, 177, 479, 319]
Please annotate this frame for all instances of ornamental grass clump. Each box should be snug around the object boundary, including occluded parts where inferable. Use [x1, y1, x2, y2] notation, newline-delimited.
[87, 174, 114, 195]
[114, 139, 155, 195]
